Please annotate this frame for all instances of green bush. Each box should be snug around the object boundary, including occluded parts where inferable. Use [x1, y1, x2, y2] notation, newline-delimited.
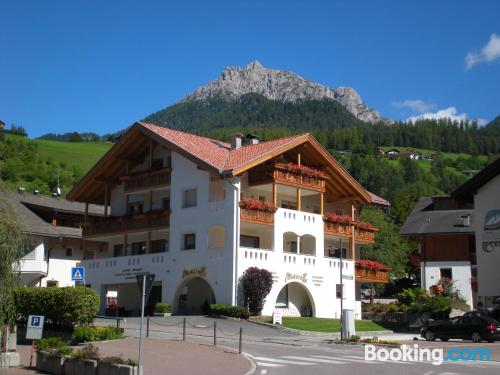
[36, 337, 73, 357]
[154, 303, 171, 314]
[397, 288, 452, 313]
[15, 287, 99, 328]
[209, 304, 250, 319]
[100, 356, 137, 366]
[72, 344, 100, 360]
[73, 325, 124, 343]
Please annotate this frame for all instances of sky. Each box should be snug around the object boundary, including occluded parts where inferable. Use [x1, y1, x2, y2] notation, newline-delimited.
[1, 0, 499, 138]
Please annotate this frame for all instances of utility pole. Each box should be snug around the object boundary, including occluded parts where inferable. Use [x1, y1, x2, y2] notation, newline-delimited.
[339, 238, 344, 341]
[138, 274, 146, 375]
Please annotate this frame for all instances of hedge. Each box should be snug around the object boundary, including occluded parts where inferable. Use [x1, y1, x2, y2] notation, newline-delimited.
[154, 303, 171, 314]
[209, 304, 250, 319]
[15, 287, 99, 328]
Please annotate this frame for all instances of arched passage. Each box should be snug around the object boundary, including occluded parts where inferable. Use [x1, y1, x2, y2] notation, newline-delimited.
[275, 282, 315, 317]
[174, 277, 216, 315]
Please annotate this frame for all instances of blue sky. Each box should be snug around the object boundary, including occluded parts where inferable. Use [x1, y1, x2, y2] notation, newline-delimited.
[1, 0, 499, 137]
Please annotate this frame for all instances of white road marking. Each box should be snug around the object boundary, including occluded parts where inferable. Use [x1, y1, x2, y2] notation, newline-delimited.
[281, 355, 348, 364]
[311, 355, 382, 365]
[252, 357, 315, 365]
[260, 369, 268, 374]
[256, 362, 284, 368]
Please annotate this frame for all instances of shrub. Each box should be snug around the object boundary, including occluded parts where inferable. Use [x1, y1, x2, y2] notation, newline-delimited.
[239, 267, 273, 316]
[72, 344, 100, 361]
[209, 304, 250, 319]
[36, 337, 73, 357]
[100, 356, 137, 366]
[15, 287, 99, 329]
[154, 303, 171, 314]
[73, 325, 124, 343]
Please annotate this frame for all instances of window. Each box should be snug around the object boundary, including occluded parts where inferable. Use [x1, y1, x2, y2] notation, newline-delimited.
[162, 197, 170, 210]
[113, 244, 124, 257]
[208, 226, 225, 249]
[289, 241, 298, 253]
[240, 235, 260, 248]
[128, 202, 144, 215]
[335, 209, 344, 216]
[151, 239, 167, 253]
[131, 241, 147, 255]
[84, 250, 95, 260]
[336, 284, 342, 299]
[65, 248, 73, 257]
[183, 233, 196, 250]
[281, 200, 297, 210]
[151, 158, 163, 170]
[183, 189, 197, 208]
[440, 268, 452, 280]
[46, 280, 59, 287]
[165, 155, 172, 168]
[276, 285, 289, 308]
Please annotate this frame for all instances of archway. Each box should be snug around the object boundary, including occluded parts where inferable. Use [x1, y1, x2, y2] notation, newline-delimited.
[174, 277, 216, 315]
[275, 282, 315, 317]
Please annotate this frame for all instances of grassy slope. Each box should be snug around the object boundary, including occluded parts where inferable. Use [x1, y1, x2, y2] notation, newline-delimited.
[7, 134, 112, 172]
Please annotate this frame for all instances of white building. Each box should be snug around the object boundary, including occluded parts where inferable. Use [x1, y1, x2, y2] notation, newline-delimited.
[68, 122, 389, 318]
[1, 191, 103, 287]
[452, 158, 500, 308]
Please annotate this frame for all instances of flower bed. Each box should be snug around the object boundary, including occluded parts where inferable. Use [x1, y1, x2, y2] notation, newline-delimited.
[356, 259, 391, 272]
[239, 199, 277, 213]
[285, 163, 329, 179]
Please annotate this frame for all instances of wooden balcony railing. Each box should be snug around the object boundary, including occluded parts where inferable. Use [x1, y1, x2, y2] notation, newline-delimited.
[82, 210, 170, 237]
[353, 222, 378, 244]
[248, 162, 327, 192]
[239, 200, 276, 225]
[355, 266, 390, 284]
[121, 168, 171, 192]
[323, 221, 352, 238]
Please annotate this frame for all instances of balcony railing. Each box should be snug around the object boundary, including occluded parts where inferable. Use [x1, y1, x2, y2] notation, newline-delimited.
[248, 162, 327, 192]
[82, 210, 170, 237]
[353, 222, 378, 244]
[323, 221, 353, 238]
[355, 260, 390, 283]
[239, 200, 275, 225]
[121, 168, 171, 192]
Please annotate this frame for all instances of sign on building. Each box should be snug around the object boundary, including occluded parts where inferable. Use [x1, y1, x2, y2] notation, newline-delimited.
[71, 267, 85, 282]
[26, 315, 45, 340]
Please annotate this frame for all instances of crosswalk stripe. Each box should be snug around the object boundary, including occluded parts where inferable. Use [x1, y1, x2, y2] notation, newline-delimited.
[311, 355, 382, 365]
[281, 356, 348, 364]
[252, 357, 315, 365]
[256, 362, 284, 368]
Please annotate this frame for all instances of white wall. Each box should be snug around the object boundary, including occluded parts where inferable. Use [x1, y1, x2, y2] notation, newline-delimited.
[421, 261, 473, 308]
[474, 173, 500, 304]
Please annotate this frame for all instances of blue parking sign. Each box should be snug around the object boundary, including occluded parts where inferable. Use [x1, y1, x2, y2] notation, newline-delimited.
[71, 267, 85, 281]
[31, 316, 41, 326]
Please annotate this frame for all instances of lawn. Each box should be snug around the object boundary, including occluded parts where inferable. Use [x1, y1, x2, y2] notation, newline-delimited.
[254, 316, 385, 333]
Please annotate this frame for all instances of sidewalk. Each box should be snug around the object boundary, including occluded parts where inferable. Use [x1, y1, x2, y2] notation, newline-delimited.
[2, 338, 252, 375]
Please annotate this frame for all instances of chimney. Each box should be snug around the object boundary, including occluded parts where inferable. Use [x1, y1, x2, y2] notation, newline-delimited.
[231, 133, 243, 149]
[246, 133, 259, 145]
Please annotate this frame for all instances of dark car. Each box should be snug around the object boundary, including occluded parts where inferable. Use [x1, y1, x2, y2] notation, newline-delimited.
[464, 308, 500, 320]
[421, 316, 500, 343]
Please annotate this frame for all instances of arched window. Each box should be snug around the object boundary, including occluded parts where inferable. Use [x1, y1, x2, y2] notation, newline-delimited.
[283, 232, 299, 253]
[207, 226, 225, 249]
[300, 234, 316, 256]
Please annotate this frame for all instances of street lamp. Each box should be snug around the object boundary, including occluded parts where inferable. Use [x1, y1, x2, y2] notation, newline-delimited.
[329, 241, 344, 341]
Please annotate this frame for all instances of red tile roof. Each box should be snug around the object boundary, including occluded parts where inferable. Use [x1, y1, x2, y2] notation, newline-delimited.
[368, 191, 390, 206]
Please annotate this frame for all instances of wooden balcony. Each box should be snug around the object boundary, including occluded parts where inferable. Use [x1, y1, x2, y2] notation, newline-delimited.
[323, 221, 352, 238]
[82, 210, 170, 237]
[248, 162, 327, 192]
[353, 222, 379, 244]
[121, 168, 171, 193]
[355, 262, 390, 283]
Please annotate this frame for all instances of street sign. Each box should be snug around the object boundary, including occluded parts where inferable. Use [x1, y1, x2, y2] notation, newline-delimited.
[342, 275, 353, 280]
[26, 315, 45, 340]
[136, 274, 155, 300]
[71, 267, 85, 282]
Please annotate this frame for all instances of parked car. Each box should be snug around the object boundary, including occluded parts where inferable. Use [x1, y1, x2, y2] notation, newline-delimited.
[422, 316, 500, 343]
[464, 308, 500, 320]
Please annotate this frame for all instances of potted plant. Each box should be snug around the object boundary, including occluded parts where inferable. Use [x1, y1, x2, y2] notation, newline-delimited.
[35, 337, 73, 375]
[64, 344, 99, 375]
[153, 303, 172, 317]
[97, 356, 139, 375]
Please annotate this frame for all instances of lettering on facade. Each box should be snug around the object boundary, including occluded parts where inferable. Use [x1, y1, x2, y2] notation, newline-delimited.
[182, 266, 207, 279]
[285, 272, 307, 283]
[114, 268, 148, 280]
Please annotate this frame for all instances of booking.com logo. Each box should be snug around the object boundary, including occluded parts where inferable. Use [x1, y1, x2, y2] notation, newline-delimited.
[365, 344, 491, 365]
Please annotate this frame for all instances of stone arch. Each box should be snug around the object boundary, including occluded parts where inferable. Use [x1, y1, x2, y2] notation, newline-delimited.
[207, 225, 225, 249]
[275, 281, 315, 317]
[173, 277, 216, 315]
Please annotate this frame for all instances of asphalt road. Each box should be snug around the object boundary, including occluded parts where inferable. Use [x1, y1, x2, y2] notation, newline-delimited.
[96, 316, 500, 375]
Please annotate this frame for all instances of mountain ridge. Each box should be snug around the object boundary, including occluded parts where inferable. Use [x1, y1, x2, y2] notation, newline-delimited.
[180, 61, 387, 124]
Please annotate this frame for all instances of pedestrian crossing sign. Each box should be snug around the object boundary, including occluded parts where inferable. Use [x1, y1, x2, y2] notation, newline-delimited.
[71, 267, 85, 281]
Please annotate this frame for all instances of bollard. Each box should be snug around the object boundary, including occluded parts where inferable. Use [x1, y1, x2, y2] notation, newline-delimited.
[238, 327, 243, 354]
[183, 318, 186, 341]
[213, 321, 217, 346]
[146, 316, 150, 338]
[116, 318, 120, 329]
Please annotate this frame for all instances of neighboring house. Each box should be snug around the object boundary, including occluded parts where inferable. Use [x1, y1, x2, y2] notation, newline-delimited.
[67, 122, 390, 318]
[0, 120, 5, 130]
[1, 191, 104, 287]
[423, 154, 437, 162]
[376, 147, 385, 156]
[452, 157, 500, 308]
[400, 196, 476, 308]
[385, 148, 400, 159]
[399, 150, 422, 160]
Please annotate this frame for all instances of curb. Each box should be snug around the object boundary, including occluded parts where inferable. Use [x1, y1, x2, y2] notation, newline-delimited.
[216, 344, 256, 375]
[248, 319, 393, 337]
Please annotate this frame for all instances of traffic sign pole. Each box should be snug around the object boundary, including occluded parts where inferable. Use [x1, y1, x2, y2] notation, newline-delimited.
[137, 274, 146, 375]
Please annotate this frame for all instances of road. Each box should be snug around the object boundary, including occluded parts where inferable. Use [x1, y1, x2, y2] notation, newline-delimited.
[96, 316, 500, 375]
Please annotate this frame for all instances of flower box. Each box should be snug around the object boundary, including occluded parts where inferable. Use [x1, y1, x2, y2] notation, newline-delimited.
[63, 357, 98, 375]
[36, 351, 66, 375]
[97, 361, 139, 375]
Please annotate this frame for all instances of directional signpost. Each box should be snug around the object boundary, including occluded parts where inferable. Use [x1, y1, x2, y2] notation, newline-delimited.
[136, 273, 155, 375]
[71, 266, 85, 285]
[27, 315, 44, 368]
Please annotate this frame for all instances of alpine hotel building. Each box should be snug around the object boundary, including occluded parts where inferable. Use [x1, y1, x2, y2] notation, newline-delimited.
[68, 122, 390, 318]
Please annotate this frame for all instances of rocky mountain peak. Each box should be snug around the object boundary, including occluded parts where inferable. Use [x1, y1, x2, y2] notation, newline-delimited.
[182, 61, 386, 124]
